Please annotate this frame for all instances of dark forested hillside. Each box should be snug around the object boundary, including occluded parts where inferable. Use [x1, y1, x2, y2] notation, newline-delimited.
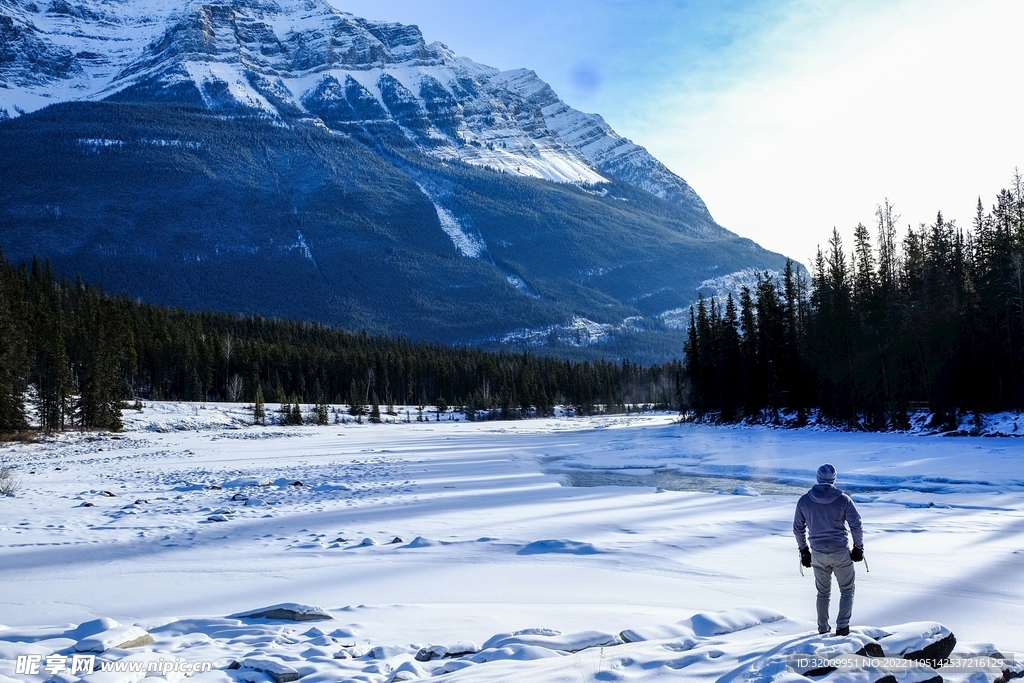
[683, 176, 1024, 429]
[0, 250, 682, 435]
[0, 102, 788, 363]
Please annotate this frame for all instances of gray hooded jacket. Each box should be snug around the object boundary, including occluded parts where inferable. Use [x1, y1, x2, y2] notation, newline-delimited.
[793, 483, 863, 551]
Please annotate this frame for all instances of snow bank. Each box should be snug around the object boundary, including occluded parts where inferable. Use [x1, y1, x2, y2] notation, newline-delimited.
[3, 403, 1023, 683]
[482, 629, 620, 652]
[621, 608, 785, 641]
[518, 539, 602, 555]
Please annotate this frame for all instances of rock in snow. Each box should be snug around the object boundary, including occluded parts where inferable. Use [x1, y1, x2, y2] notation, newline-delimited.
[415, 645, 448, 662]
[230, 603, 334, 621]
[876, 622, 957, 668]
[7, 606, 1001, 683]
[387, 660, 426, 681]
[241, 658, 301, 683]
[415, 642, 479, 661]
[75, 625, 155, 652]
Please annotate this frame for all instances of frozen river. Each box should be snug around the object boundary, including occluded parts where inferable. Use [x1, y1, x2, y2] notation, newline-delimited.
[1, 404, 1022, 682]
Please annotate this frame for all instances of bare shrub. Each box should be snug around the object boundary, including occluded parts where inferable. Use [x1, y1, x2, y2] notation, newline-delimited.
[0, 431, 37, 443]
[227, 374, 244, 402]
[0, 459, 20, 496]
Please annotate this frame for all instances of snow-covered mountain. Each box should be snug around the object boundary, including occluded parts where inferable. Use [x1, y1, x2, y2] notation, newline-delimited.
[0, 0, 791, 361]
[0, 0, 713, 223]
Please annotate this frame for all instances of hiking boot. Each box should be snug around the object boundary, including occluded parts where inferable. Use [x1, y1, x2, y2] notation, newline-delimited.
[836, 626, 850, 636]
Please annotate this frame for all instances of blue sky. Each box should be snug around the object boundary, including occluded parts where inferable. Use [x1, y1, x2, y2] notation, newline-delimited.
[336, 1, 1024, 263]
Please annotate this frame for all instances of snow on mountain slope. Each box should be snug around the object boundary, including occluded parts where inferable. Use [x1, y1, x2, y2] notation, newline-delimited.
[660, 267, 784, 329]
[495, 68, 713, 221]
[0, 0, 712, 219]
[414, 181, 487, 258]
[0, 0, 182, 114]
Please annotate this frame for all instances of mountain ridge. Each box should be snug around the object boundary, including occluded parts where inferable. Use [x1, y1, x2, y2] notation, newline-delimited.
[0, 0, 714, 226]
[0, 0, 791, 363]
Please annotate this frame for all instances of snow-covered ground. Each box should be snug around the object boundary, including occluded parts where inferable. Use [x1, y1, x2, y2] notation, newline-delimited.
[2, 403, 1023, 683]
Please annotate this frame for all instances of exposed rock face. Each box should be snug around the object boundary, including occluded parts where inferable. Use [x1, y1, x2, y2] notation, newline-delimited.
[230, 603, 334, 621]
[903, 632, 957, 670]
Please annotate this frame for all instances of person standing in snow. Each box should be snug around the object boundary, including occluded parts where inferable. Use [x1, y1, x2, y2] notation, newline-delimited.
[793, 463, 864, 637]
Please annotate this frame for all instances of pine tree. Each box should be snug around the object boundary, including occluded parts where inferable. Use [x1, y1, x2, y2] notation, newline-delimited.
[369, 393, 381, 424]
[348, 379, 365, 418]
[253, 384, 265, 425]
[0, 255, 29, 433]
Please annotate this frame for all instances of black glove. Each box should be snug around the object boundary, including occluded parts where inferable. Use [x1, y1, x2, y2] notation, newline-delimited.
[850, 546, 864, 562]
[800, 548, 812, 567]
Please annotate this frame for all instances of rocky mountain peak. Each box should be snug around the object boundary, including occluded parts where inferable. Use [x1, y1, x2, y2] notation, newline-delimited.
[1, 0, 715, 224]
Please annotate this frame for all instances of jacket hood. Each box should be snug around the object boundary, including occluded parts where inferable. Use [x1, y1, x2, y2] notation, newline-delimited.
[808, 483, 843, 504]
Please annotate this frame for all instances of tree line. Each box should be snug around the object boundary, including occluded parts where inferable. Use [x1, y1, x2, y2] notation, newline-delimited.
[0, 250, 682, 434]
[684, 175, 1024, 429]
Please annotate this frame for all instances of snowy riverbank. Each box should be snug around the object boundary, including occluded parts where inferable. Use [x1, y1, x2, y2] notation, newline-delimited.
[2, 403, 1023, 682]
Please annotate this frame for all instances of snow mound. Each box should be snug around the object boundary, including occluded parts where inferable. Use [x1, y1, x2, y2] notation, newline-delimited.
[482, 629, 620, 652]
[402, 536, 440, 548]
[518, 539, 602, 555]
[620, 608, 785, 642]
[619, 623, 697, 644]
[688, 607, 786, 637]
[388, 659, 427, 681]
[874, 622, 957, 667]
[726, 632, 885, 680]
[469, 644, 565, 663]
[313, 483, 351, 492]
[223, 477, 267, 489]
[68, 617, 120, 639]
[875, 622, 953, 656]
[75, 625, 154, 652]
[148, 618, 245, 637]
[733, 485, 762, 496]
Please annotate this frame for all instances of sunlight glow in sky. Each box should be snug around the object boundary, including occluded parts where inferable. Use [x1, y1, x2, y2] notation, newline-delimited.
[335, 0, 1024, 264]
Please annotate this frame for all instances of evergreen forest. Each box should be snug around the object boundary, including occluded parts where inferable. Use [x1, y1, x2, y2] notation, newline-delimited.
[683, 176, 1024, 429]
[0, 250, 681, 435]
